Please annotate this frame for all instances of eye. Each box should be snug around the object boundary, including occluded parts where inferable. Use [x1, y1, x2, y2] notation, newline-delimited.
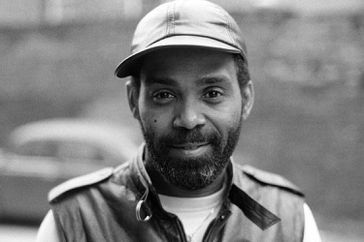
[202, 88, 224, 103]
[152, 90, 175, 104]
[204, 90, 222, 98]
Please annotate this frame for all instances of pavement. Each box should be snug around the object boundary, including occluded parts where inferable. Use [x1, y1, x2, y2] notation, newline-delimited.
[0, 224, 363, 242]
[0, 225, 37, 242]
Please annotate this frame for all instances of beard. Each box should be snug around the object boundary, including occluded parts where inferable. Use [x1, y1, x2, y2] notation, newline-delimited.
[141, 120, 242, 191]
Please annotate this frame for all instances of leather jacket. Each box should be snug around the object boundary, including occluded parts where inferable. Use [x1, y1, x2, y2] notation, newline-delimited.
[49, 146, 305, 242]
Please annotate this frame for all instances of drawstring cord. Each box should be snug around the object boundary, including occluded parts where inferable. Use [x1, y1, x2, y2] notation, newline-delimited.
[136, 181, 153, 222]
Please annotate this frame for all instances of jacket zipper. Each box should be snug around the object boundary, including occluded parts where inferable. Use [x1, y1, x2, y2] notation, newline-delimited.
[202, 211, 231, 242]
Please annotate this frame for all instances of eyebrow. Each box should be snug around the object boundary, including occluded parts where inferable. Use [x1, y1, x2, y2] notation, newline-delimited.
[197, 76, 229, 86]
[196, 75, 234, 91]
[144, 77, 178, 86]
[144, 75, 232, 87]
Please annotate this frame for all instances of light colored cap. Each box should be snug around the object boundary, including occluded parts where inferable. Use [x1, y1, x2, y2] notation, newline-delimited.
[115, 0, 247, 78]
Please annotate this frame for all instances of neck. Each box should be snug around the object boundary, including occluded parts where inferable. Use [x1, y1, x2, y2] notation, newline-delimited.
[145, 160, 227, 198]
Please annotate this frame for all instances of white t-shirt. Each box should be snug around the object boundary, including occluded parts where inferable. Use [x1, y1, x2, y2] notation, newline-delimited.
[158, 184, 225, 242]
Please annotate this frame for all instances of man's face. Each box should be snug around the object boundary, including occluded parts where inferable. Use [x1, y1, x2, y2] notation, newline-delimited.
[133, 48, 245, 190]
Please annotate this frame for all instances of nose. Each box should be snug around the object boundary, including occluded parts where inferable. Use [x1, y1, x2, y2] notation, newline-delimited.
[173, 100, 206, 130]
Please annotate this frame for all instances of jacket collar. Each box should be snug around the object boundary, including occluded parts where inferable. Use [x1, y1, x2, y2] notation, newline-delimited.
[131, 144, 280, 230]
[227, 161, 281, 230]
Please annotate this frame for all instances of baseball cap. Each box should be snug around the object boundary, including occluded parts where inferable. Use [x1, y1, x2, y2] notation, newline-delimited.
[115, 0, 247, 78]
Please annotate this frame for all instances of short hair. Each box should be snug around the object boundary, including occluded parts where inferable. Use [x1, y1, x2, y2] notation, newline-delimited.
[233, 54, 250, 90]
[130, 54, 250, 95]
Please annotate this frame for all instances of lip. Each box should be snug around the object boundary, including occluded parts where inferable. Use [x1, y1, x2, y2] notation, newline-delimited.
[168, 142, 211, 157]
[171, 142, 209, 150]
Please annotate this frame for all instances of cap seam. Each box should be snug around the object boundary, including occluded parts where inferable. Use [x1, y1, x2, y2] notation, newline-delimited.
[166, 1, 172, 36]
[220, 7, 248, 61]
[225, 13, 236, 48]
[213, 5, 236, 49]
[219, 5, 236, 50]
[171, 0, 176, 35]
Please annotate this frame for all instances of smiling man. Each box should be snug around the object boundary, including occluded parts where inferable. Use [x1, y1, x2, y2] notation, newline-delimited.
[37, 1, 321, 241]
[135, 48, 246, 198]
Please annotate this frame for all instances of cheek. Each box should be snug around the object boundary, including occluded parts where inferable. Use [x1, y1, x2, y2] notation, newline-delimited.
[209, 103, 242, 137]
[139, 107, 172, 134]
[214, 99, 242, 123]
[138, 90, 172, 126]
[230, 106, 243, 125]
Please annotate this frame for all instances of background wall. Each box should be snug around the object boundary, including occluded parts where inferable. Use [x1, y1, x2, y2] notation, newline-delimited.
[0, 1, 363, 238]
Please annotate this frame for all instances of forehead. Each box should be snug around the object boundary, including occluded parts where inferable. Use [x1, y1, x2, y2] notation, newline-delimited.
[139, 48, 237, 85]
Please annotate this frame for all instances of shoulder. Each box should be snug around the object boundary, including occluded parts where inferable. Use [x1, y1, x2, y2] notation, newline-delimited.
[236, 164, 304, 197]
[36, 210, 61, 242]
[48, 167, 114, 203]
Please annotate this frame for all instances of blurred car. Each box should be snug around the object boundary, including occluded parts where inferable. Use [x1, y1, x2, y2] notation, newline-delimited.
[0, 119, 138, 222]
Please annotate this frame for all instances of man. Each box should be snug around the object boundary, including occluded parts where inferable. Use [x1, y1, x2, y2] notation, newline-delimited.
[37, 1, 321, 241]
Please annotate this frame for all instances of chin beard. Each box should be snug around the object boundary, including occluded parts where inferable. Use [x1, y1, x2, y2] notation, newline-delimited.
[141, 123, 241, 191]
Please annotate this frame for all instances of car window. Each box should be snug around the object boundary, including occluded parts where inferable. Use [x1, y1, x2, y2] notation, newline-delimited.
[16, 139, 108, 162]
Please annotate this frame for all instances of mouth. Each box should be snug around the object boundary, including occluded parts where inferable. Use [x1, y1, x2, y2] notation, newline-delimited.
[168, 142, 211, 157]
[171, 142, 209, 150]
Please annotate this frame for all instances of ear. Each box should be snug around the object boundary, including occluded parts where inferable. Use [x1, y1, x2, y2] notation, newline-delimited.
[242, 80, 254, 120]
[126, 80, 140, 120]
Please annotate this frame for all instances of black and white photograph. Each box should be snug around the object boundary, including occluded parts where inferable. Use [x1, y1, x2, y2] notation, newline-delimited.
[0, 0, 363, 241]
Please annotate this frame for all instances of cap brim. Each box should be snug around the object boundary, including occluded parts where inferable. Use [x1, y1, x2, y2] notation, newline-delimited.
[114, 35, 241, 78]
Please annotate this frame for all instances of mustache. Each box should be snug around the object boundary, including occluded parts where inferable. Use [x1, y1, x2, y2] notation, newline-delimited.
[159, 128, 221, 145]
